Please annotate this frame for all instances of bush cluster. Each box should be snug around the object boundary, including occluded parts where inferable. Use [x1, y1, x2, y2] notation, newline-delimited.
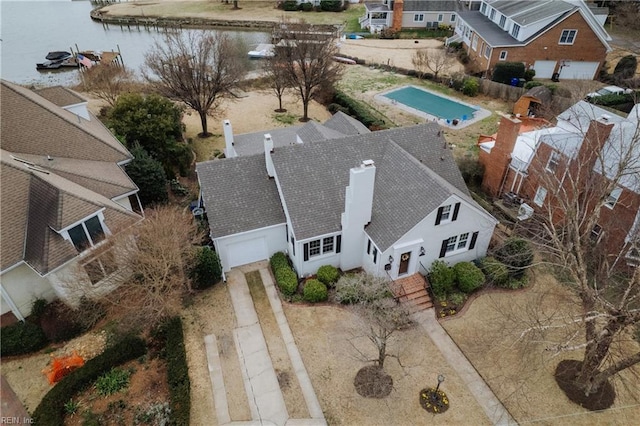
[0, 321, 48, 356]
[453, 262, 485, 293]
[163, 317, 191, 426]
[428, 260, 455, 298]
[333, 90, 387, 129]
[462, 78, 479, 97]
[495, 238, 534, 279]
[270, 252, 298, 296]
[481, 257, 510, 287]
[320, 0, 343, 12]
[303, 279, 328, 303]
[316, 265, 339, 287]
[492, 62, 525, 84]
[32, 336, 147, 425]
[590, 93, 635, 107]
[190, 247, 222, 290]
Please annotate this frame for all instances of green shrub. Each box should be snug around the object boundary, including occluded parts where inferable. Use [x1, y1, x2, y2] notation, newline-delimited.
[429, 260, 455, 298]
[303, 279, 328, 303]
[1, 321, 48, 356]
[492, 62, 525, 84]
[481, 257, 510, 287]
[316, 265, 339, 287]
[448, 41, 463, 51]
[590, 93, 634, 107]
[523, 69, 536, 81]
[448, 292, 466, 307]
[320, 0, 343, 11]
[31, 298, 48, 320]
[457, 156, 484, 188]
[495, 238, 534, 279]
[453, 262, 485, 294]
[190, 247, 222, 289]
[32, 336, 146, 425]
[275, 268, 298, 296]
[462, 78, 479, 97]
[613, 55, 637, 80]
[333, 90, 387, 129]
[95, 368, 131, 396]
[270, 252, 289, 272]
[300, 2, 313, 11]
[524, 81, 543, 90]
[282, 0, 298, 11]
[164, 317, 190, 426]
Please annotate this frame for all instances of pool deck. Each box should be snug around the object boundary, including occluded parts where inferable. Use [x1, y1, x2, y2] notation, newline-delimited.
[375, 85, 492, 130]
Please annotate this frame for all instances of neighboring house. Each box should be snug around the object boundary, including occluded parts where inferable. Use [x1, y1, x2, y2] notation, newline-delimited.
[197, 112, 497, 280]
[360, 0, 465, 33]
[478, 102, 640, 264]
[0, 80, 143, 324]
[449, 0, 612, 79]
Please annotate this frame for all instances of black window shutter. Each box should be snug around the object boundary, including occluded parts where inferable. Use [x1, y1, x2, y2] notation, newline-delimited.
[292, 236, 295, 256]
[373, 248, 377, 264]
[367, 239, 371, 254]
[469, 231, 479, 250]
[336, 235, 341, 253]
[286, 224, 288, 242]
[439, 240, 448, 258]
[303, 243, 309, 261]
[435, 207, 444, 225]
[452, 202, 461, 221]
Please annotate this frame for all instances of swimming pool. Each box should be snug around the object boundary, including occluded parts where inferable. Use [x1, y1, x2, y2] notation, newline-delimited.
[383, 86, 478, 122]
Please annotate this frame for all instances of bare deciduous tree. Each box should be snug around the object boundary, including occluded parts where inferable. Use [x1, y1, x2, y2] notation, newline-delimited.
[143, 30, 247, 137]
[274, 21, 342, 122]
[516, 103, 640, 399]
[264, 55, 290, 112]
[412, 47, 455, 80]
[64, 205, 204, 327]
[80, 65, 134, 107]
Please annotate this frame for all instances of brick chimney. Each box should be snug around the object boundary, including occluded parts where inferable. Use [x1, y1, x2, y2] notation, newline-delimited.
[392, 0, 404, 31]
[481, 114, 522, 197]
[576, 115, 614, 173]
[340, 160, 376, 271]
[223, 120, 237, 158]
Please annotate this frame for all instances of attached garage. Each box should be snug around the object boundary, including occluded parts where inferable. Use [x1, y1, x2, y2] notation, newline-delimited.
[533, 60, 557, 79]
[226, 237, 268, 269]
[559, 61, 600, 80]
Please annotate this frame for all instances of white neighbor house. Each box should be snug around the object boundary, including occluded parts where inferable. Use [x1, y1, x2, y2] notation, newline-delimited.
[196, 113, 497, 279]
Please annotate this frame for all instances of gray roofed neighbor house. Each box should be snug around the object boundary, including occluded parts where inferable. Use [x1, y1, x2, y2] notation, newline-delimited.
[35, 86, 86, 107]
[233, 126, 303, 157]
[297, 121, 346, 142]
[402, 1, 461, 12]
[508, 1, 574, 26]
[458, 10, 524, 46]
[196, 156, 286, 238]
[364, 2, 390, 12]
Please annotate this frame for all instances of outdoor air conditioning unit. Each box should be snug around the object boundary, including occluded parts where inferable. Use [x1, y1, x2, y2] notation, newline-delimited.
[192, 207, 204, 218]
[517, 203, 534, 221]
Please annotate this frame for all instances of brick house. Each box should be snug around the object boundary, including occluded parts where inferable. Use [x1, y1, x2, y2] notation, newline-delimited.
[479, 102, 640, 265]
[450, 0, 612, 80]
[360, 0, 466, 33]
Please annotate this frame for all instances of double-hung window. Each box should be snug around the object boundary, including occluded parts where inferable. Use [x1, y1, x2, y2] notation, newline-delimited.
[484, 45, 492, 59]
[322, 237, 334, 253]
[439, 232, 479, 258]
[414, 14, 424, 22]
[309, 240, 321, 257]
[489, 9, 496, 21]
[472, 34, 478, 51]
[546, 150, 561, 172]
[499, 14, 506, 28]
[605, 187, 622, 209]
[499, 50, 508, 61]
[435, 202, 461, 225]
[559, 29, 577, 45]
[438, 14, 443, 22]
[304, 235, 341, 261]
[450, 14, 456, 22]
[534, 186, 547, 207]
[366, 238, 378, 264]
[511, 24, 520, 38]
[83, 248, 117, 285]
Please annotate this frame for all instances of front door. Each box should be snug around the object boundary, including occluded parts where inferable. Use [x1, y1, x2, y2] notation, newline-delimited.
[399, 251, 411, 275]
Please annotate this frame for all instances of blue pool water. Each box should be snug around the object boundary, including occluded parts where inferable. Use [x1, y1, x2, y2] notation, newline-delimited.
[384, 86, 477, 121]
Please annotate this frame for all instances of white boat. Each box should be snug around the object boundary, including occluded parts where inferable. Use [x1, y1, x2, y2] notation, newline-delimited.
[333, 56, 357, 65]
[248, 43, 275, 59]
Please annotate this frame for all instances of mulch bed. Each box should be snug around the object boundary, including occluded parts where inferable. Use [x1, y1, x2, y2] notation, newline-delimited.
[554, 360, 615, 411]
[354, 365, 393, 398]
[419, 387, 450, 414]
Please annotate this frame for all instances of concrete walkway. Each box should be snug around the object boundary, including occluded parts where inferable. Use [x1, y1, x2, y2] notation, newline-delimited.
[205, 263, 326, 426]
[413, 309, 518, 426]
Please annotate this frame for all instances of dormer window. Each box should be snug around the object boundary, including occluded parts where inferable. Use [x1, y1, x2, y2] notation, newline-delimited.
[489, 9, 496, 21]
[499, 15, 506, 28]
[66, 215, 106, 252]
[481, 2, 487, 14]
[511, 24, 520, 38]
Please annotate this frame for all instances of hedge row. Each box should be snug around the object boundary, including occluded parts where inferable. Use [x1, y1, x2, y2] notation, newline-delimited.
[270, 252, 298, 296]
[164, 317, 190, 426]
[332, 90, 387, 129]
[32, 336, 147, 425]
[0, 321, 47, 356]
[429, 260, 484, 298]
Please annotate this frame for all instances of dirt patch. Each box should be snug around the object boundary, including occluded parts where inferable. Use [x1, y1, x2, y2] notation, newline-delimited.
[354, 365, 393, 398]
[554, 360, 615, 411]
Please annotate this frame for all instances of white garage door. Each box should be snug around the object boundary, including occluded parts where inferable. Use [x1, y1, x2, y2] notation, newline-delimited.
[533, 60, 557, 79]
[559, 61, 599, 80]
[226, 238, 268, 268]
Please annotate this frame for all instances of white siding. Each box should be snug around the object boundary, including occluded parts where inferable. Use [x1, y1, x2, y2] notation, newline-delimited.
[1, 263, 57, 318]
[215, 224, 287, 273]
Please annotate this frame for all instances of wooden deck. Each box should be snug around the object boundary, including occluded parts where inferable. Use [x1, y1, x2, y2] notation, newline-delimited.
[390, 273, 433, 312]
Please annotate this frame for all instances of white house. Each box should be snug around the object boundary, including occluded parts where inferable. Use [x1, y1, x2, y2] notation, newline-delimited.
[0, 80, 143, 324]
[196, 113, 497, 280]
[360, 1, 467, 33]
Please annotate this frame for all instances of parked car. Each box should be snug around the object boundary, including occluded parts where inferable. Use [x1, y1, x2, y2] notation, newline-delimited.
[586, 85, 633, 99]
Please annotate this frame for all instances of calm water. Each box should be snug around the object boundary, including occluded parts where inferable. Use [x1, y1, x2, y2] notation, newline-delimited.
[0, 0, 269, 86]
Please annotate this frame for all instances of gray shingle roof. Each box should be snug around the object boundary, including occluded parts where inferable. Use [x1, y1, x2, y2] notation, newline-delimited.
[323, 111, 371, 136]
[403, 1, 461, 12]
[196, 156, 285, 237]
[458, 10, 524, 46]
[272, 123, 472, 249]
[233, 125, 302, 157]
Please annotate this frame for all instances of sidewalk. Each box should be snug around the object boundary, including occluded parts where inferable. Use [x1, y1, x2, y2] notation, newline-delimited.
[413, 309, 518, 426]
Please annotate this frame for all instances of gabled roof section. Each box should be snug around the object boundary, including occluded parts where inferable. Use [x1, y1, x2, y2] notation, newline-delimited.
[323, 111, 371, 136]
[297, 120, 346, 143]
[402, 1, 461, 12]
[0, 158, 31, 271]
[35, 86, 86, 107]
[364, 2, 391, 13]
[196, 156, 286, 238]
[1, 80, 131, 163]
